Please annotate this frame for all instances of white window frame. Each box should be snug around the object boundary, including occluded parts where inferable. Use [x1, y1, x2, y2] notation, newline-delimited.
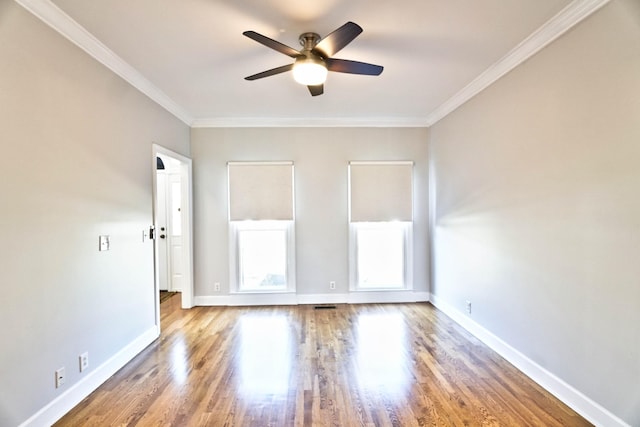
[348, 160, 414, 292]
[229, 220, 296, 293]
[349, 221, 413, 291]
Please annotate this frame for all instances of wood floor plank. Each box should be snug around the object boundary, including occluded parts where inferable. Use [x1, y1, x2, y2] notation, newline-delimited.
[54, 299, 592, 426]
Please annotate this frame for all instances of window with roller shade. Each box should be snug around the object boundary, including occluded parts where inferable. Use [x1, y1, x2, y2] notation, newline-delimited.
[228, 162, 295, 292]
[349, 161, 413, 290]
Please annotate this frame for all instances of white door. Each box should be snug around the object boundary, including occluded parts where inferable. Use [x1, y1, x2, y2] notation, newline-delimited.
[156, 170, 169, 291]
[168, 173, 184, 292]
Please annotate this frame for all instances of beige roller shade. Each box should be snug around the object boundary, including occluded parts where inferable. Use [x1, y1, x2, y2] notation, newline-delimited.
[349, 161, 413, 222]
[228, 162, 294, 221]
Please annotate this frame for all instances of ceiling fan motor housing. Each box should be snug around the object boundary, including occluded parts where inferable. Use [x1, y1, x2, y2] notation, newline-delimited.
[299, 32, 322, 54]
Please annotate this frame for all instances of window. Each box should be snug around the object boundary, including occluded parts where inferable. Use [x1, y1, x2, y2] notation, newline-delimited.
[355, 222, 410, 289]
[235, 221, 292, 291]
[228, 162, 295, 293]
[349, 161, 413, 291]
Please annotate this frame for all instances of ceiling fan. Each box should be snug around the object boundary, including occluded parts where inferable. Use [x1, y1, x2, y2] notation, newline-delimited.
[243, 21, 383, 96]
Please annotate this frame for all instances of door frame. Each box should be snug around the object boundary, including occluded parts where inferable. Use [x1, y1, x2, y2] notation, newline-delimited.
[152, 144, 194, 325]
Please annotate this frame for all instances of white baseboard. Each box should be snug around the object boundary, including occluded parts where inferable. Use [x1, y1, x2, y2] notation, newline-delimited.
[194, 293, 297, 306]
[348, 290, 430, 304]
[20, 326, 159, 427]
[296, 293, 350, 305]
[429, 294, 629, 427]
[195, 291, 430, 307]
[193, 295, 232, 306]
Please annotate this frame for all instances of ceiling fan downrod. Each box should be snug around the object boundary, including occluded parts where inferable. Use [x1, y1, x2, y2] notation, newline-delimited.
[298, 32, 322, 58]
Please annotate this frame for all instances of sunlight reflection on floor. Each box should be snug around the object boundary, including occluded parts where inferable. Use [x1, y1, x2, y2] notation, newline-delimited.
[169, 336, 188, 386]
[355, 311, 410, 396]
[237, 313, 293, 397]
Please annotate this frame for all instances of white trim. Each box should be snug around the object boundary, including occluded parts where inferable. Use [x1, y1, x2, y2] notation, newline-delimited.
[348, 290, 429, 304]
[19, 326, 159, 427]
[191, 117, 430, 128]
[227, 161, 294, 166]
[15, 0, 193, 125]
[429, 294, 630, 427]
[296, 293, 351, 305]
[193, 295, 233, 306]
[349, 160, 414, 166]
[424, 0, 612, 126]
[194, 291, 429, 307]
[234, 293, 297, 306]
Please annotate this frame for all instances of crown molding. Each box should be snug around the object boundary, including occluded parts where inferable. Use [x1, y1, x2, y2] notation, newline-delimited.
[15, 0, 193, 125]
[424, 0, 611, 126]
[16, 0, 610, 129]
[190, 116, 430, 128]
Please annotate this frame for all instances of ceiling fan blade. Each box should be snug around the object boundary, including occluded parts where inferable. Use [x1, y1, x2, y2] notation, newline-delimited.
[326, 58, 383, 75]
[243, 31, 301, 58]
[314, 22, 363, 57]
[307, 84, 324, 96]
[244, 64, 294, 81]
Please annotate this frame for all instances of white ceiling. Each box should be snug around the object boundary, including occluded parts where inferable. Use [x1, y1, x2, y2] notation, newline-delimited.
[18, 0, 609, 126]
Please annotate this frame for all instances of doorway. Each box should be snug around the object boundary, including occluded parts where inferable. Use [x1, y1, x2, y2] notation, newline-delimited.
[152, 144, 194, 327]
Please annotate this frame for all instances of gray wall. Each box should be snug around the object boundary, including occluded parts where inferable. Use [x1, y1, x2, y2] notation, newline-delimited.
[4, 0, 636, 424]
[190, 127, 430, 299]
[0, 2, 189, 425]
[429, 0, 640, 424]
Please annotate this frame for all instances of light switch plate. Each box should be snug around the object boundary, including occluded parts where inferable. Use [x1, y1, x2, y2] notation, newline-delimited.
[99, 235, 110, 251]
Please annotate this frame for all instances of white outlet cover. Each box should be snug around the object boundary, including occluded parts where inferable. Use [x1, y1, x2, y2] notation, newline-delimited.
[79, 352, 89, 372]
[55, 367, 65, 388]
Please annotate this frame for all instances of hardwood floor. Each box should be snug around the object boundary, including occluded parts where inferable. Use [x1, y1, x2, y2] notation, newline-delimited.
[55, 297, 591, 426]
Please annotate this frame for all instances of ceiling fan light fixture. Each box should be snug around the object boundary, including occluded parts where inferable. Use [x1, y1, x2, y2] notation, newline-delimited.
[243, 22, 382, 95]
[292, 57, 327, 86]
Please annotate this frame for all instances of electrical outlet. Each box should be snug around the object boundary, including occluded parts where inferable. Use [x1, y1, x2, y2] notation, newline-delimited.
[55, 367, 65, 388]
[214, 282, 220, 292]
[329, 281, 336, 290]
[466, 300, 472, 314]
[79, 352, 89, 372]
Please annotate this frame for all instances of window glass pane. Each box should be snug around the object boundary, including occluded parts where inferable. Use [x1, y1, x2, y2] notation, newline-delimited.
[239, 229, 287, 290]
[357, 226, 404, 288]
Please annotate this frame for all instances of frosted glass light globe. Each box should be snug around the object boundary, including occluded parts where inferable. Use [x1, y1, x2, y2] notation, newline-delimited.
[293, 58, 327, 85]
